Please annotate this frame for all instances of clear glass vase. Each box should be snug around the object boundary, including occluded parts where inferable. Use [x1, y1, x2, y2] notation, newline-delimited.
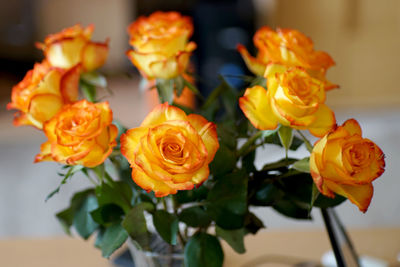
[126, 236, 184, 267]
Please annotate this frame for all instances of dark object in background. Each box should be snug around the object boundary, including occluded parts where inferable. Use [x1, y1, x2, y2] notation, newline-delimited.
[136, 0, 256, 95]
[192, 0, 255, 95]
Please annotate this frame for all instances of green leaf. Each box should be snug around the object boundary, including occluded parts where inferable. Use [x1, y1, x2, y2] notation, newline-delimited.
[273, 198, 311, 220]
[278, 126, 293, 155]
[216, 226, 246, 254]
[175, 186, 208, 204]
[122, 202, 154, 249]
[100, 224, 128, 258]
[80, 82, 97, 102]
[46, 165, 84, 201]
[249, 76, 267, 88]
[209, 144, 236, 178]
[56, 208, 74, 235]
[216, 123, 237, 149]
[156, 78, 174, 104]
[309, 184, 320, 213]
[56, 189, 94, 235]
[81, 72, 107, 88]
[201, 82, 225, 111]
[263, 130, 303, 150]
[183, 78, 202, 97]
[174, 76, 185, 97]
[261, 158, 297, 172]
[153, 210, 179, 245]
[252, 183, 284, 206]
[95, 182, 133, 213]
[261, 129, 278, 139]
[313, 194, 347, 208]
[95, 228, 105, 248]
[206, 170, 248, 229]
[292, 157, 310, 173]
[244, 212, 265, 234]
[178, 206, 211, 227]
[184, 233, 224, 267]
[242, 149, 256, 173]
[73, 195, 99, 239]
[90, 204, 124, 225]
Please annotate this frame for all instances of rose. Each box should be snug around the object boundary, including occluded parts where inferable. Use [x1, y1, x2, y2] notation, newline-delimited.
[239, 67, 336, 137]
[35, 100, 118, 168]
[7, 61, 80, 129]
[126, 11, 196, 79]
[120, 103, 219, 197]
[238, 27, 337, 90]
[310, 119, 385, 212]
[36, 24, 109, 72]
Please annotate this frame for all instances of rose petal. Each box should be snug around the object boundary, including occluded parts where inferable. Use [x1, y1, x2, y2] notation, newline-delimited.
[237, 44, 266, 76]
[81, 41, 109, 72]
[324, 180, 373, 213]
[239, 85, 278, 130]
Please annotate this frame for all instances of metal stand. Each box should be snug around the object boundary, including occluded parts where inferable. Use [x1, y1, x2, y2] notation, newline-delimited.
[321, 208, 361, 267]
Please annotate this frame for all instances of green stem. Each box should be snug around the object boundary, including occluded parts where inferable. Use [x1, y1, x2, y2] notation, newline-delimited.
[237, 131, 263, 157]
[104, 171, 115, 185]
[172, 196, 187, 247]
[161, 197, 168, 211]
[86, 174, 98, 186]
[297, 130, 313, 153]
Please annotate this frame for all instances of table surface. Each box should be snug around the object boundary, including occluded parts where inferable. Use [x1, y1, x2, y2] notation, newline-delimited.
[0, 228, 399, 267]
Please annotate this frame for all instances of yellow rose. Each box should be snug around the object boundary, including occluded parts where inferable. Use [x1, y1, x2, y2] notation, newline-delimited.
[120, 103, 219, 197]
[35, 100, 118, 168]
[239, 67, 336, 137]
[126, 11, 196, 79]
[7, 61, 80, 129]
[238, 27, 337, 90]
[310, 119, 385, 212]
[36, 24, 109, 72]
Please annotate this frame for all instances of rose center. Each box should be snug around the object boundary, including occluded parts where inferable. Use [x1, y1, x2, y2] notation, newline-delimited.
[160, 137, 185, 164]
[346, 142, 374, 172]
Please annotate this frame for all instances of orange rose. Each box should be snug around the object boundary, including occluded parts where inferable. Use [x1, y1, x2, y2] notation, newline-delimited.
[35, 100, 118, 168]
[310, 119, 385, 212]
[7, 61, 80, 129]
[127, 11, 196, 79]
[120, 103, 219, 197]
[238, 27, 336, 90]
[239, 67, 336, 137]
[36, 24, 109, 72]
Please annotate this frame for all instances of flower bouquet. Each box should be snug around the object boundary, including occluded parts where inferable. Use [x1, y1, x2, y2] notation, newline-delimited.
[8, 11, 385, 267]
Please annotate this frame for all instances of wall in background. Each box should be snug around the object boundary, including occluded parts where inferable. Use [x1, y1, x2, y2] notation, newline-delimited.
[254, 0, 400, 108]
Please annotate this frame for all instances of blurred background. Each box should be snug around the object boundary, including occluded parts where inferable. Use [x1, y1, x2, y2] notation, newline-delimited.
[0, 0, 399, 239]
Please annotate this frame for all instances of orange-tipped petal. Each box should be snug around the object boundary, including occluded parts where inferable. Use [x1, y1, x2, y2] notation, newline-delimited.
[141, 103, 187, 127]
[60, 64, 80, 103]
[81, 41, 109, 72]
[187, 114, 219, 163]
[239, 85, 278, 130]
[308, 104, 336, 137]
[237, 44, 266, 76]
[324, 180, 373, 213]
[342, 119, 362, 136]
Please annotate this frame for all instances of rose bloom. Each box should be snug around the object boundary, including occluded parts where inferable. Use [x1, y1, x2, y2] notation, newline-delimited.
[121, 103, 219, 197]
[35, 100, 118, 168]
[36, 24, 109, 72]
[239, 67, 336, 137]
[127, 11, 196, 79]
[310, 119, 385, 212]
[238, 27, 336, 90]
[7, 61, 80, 129]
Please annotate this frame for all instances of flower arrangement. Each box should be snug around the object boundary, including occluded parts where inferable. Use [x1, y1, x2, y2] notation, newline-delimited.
[8, 11, 385, 267]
